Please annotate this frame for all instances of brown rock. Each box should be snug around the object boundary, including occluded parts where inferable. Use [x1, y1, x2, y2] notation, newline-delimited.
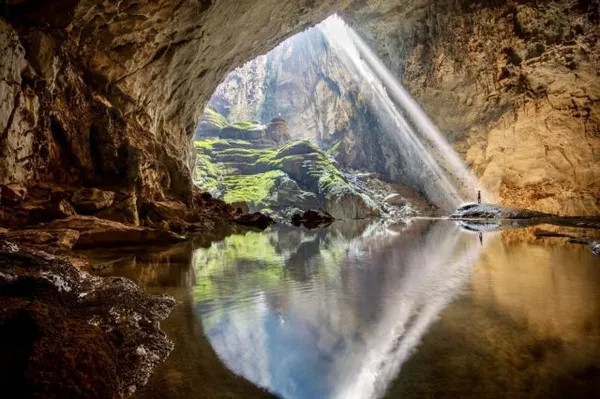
[0, 184, 27, 205]
[0, 228, 80, 250]
[291, 209, 335, 229]
[234, 212, 275, 230]
[141, 200, 195, 223]
[0, 242, 175, 397]
[95, 195, 139, 226]
[28, 199, 76, 224]
[71, 188, 115, 213]
[41, 216, 185, 247]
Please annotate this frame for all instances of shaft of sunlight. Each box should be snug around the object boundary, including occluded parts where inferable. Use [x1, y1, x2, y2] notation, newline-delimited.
[320, 15, 492, 210]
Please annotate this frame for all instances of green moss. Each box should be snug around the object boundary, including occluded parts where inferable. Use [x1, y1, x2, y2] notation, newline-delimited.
[231, 120, 264, 130]
[325, 141, 340, 158]
[202, 106, 228, 128]
[222, 170, 285, 207]
[194, 137, 353, 206]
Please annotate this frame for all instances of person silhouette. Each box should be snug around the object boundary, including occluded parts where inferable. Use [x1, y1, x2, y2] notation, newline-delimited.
[477, 190, 481, 204]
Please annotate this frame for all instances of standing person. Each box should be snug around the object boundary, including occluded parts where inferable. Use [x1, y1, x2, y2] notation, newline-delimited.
[477, 190, 481, 204]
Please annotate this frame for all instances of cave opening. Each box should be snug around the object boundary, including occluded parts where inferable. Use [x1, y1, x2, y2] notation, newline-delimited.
[193, 14, 482, 219]
[1, 2, 600, 399]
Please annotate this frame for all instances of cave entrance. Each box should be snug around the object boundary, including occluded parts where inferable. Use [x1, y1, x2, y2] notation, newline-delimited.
[193, 15, 481, 218]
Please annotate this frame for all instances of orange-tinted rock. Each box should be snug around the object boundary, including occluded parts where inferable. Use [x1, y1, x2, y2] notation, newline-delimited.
[41, 215, 185, 247]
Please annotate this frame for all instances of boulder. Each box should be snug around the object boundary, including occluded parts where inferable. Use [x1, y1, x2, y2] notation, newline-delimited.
[1, 184, 27, 205]
[71, 188, 115, 213]
[451, 203, 551, 219]
[41, 216, 185, 247]
[28, 199, 76, 224]
[291, 209, 335, 229]
[0, 242, 175, 398]
[140, 200, 196, 223]
[325, 191, 380, 219]
[234, 212, 275, 230]
[383, 194, 407, 207]
[95, 195, 139, 225]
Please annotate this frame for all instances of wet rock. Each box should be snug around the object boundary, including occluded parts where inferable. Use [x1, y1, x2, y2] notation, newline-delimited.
[451, 203, 551, 219]
[71, 188, 116, 213]
[140, 200, 193, 223]
[0, 184, 27, 205]
[0, 241, 176, 397]
[0, 228, 80, 250]
[234, 212, 275, 230]
[40, 215, 185, 247]
[291, 209, 335, 229]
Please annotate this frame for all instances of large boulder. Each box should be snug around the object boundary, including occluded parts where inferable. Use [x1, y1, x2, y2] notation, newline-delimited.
[291, 209, 335, 229]
[233, 212, 275, 230]
[0, 228, 80, 250]
[451, 203, 551, 219]
[28, 199, 76, 224]
[95, 194, 139, 225]
[71, 188, 115, 213]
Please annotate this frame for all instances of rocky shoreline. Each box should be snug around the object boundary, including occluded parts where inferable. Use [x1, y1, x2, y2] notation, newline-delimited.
[0, 240, 176, 397]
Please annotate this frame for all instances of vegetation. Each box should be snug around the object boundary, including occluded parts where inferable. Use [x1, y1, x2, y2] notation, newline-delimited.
[222, 170, 286, 207]
[194, 136, 353, 209]
[231, 120, 264, 130]
[202, 107, 228, 128]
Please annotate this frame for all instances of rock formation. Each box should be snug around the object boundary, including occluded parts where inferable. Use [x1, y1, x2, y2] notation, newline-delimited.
[194, 126, 379, 219]
[342, 0, 600, 215]
[1, 0, 598, 218]
[0, 0, 351, 204]
[0, 240, 176, 397]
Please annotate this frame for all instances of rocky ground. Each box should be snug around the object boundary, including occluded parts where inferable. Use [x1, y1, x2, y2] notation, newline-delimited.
[0, 240, 176, 398]
[450, 202, 600, 257]
[0, 182, 277, 252]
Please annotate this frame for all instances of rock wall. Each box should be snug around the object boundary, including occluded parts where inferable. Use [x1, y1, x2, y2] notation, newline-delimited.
[208, 26, 362, 143]
[1, 0, 598, 217]
[343, 0, 600, 215]
[0, 0, 350, 204]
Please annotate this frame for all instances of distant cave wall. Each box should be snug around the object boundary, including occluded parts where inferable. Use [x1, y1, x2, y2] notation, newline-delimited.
[208, 26, 360, 143]
[343, 0, 600, 215]
[0, 0, 351, 202]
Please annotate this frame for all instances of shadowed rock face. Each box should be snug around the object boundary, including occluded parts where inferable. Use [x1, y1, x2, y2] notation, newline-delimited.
[0, 0, 351, 201]
[1, 0, 599, 215]
[342, 0, 600, 215]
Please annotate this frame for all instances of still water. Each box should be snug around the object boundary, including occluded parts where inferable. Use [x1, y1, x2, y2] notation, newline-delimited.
[90, 219, 600, 399]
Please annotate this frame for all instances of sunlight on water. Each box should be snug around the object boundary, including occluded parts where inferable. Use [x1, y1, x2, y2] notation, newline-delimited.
[193, 221, 485, 399]
[320, 15, 490, 211]
[88, 221, 600, 399]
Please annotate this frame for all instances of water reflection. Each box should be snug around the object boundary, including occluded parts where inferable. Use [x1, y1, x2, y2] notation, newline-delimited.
[89, 220, 600, 399]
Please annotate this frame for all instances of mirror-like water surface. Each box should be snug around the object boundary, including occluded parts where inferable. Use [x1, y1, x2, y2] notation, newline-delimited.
[90, 220, 600, 399]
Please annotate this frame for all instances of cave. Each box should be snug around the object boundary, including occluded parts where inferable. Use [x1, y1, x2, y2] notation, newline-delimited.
[1, 1, 599, 398]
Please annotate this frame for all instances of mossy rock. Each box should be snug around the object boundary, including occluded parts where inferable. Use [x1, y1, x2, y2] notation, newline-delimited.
[193, 137, 378, 219]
